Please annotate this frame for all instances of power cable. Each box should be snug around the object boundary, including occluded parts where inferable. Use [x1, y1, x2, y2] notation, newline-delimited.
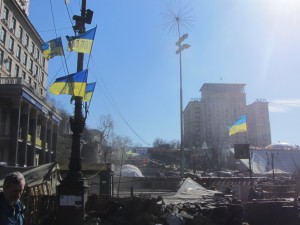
[88, 55, 150, 146]
[49, 0, 70, 76]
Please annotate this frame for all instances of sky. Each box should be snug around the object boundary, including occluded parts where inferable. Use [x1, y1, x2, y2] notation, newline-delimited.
[28, 0, 300, 147]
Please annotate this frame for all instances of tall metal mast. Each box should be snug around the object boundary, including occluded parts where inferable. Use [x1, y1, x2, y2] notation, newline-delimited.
[57, 1, 93, 224]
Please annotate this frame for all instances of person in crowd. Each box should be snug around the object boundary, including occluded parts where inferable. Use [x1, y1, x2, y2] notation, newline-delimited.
[0, 171, 26, 225]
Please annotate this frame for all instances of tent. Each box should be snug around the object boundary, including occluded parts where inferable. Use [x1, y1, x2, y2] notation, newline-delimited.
[115, 164, 143, 177]
[264, 168, 289, 175]
[0, 163, 61, 193]
[162, 177, 222, 205]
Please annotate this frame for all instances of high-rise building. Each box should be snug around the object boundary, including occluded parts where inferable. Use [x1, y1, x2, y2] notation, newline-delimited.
[247, 99, 271, 147]
[0, 0, 61, 166]
[183, 99, 204, 148]
[183, 83, 271, 148]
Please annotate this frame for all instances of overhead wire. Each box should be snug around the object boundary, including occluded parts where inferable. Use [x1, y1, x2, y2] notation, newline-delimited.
[88, 55, 150, 146]
[49, 0, 70, 76]
[52, 1, 149, 146]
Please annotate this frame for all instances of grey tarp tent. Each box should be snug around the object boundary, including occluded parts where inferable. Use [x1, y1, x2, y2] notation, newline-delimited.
[0, 163, 61, 193]
[162, 177, 222, 205]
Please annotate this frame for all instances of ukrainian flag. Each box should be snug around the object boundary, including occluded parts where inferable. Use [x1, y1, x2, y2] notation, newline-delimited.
[66, 27, 96, 54]
[42, 37, 64, 59]
[49, 70, 88, 97]
[83, 82, 96, 102]
[228, 115, 247, 136]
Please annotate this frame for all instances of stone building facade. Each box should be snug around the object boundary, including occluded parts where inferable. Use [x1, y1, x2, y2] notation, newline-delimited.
[183, 83, 271, 149]
[0, 0, 61, 166]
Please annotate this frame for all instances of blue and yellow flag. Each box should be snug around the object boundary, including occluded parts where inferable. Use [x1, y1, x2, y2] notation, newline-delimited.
[42, 37, 64, 59]
[228, 115, 247, 136]
[66, 27, 96, 54]
[49, 70, 88, 97]
[84, 82, 96, 102]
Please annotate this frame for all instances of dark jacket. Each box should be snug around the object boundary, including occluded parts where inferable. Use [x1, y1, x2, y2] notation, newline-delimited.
[0, 192, 24, 225]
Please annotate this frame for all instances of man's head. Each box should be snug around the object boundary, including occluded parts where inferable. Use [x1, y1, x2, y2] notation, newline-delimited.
[3, 172, 25, 205]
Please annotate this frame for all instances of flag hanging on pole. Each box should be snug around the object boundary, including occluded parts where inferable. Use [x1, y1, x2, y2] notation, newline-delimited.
[66, 27, 96, 54]
[228, 115, 247, 136]
[49, 70, 88, 97]
[83, 82, 96, 102]
[42, 37, 64, 59]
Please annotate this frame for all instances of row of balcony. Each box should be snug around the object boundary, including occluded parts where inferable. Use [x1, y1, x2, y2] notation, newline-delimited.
[26, 134, 48, 149]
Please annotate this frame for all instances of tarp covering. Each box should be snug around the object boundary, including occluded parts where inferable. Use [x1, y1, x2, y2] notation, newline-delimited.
[162, 177, 222, 205]
[0, 163, 60, 190]
[115, 164, 143, 177]
[232, 148, 300, 175]
[263, 168, 289, 175]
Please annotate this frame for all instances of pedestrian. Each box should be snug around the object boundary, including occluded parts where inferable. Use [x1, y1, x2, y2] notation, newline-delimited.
[0, 171, 26, 225]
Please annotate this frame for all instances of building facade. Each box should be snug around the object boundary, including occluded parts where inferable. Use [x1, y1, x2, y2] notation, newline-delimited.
[183, 83, 271, 149]
[0, 0, 61, 166]
[247, 99, 271, 147]
[183, 99, 205, 148]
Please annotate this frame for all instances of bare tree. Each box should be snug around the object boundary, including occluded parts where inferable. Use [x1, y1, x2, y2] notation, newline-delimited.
[97, 115, 114, 163]
[111, 135, 132, 166]
[153, 138, 166, 148]
[110, 135, 132, 197]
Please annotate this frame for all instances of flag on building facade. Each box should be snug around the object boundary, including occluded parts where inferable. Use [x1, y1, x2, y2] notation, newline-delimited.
[228, 115, 247, 136]
[83, 82, 96, 102]
[49, 70, 88, 97]
[42, 37, 64, 59]
[66, 27, 96, 54]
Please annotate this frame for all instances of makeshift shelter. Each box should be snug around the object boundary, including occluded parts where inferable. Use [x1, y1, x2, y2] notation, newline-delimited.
[162, 177, 222, 205]
[115, 164, 143, 177]
[264, 168, 289, 176]
[0, 162, 61, 195]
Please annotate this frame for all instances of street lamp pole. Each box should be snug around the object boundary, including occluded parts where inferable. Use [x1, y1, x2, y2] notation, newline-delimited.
[176, 33, 190, 178]
[57, 1, 93, 224]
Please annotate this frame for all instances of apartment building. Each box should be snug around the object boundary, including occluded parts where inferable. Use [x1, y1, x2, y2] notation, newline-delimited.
[0, 0, 61, 166]
[247, 99, 271, 147]
[183, 99, 205, 148]
[183, 83, 271, 148]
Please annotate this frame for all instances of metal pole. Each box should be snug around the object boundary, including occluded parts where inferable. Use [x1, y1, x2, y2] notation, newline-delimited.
[179, 47, 184, 179]
[57, 1, 89, 224]
[68, 0, 86, 178]
[249, 149, 253, 188]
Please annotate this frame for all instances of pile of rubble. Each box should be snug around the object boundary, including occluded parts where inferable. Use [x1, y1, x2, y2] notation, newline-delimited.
[85, 178, 244, 225]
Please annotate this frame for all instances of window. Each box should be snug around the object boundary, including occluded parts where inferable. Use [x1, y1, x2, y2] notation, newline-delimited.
[16, 45, 21, 60]
[14, 64, 19, 77]
[30, 41, 34, 54]
[34, 65, 38, 76]
[8, 36, 14, 51]
[22, 52, 27, 65]
[0, 28, 6, 44]
[34, 82, 37, 89]
[40, 88, 43, 95]
[2, 7, 9, 21]
[17, 26, 23, 40]
[23, 34, 29, 47]
[29, 59, 33, 72]
[10, 17, 16, 31]
[0, 49, 3, 65]
[28, 76, 31, 84]
[41, 72, 44, 83]
[42, 57, 45, 68]
[5, 57, 12, 72]
[36, 49, 40, 61]
[21, 70, 26, 80]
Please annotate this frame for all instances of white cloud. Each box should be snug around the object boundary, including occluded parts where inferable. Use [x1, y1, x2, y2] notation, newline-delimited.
[269, 99, 300, 112]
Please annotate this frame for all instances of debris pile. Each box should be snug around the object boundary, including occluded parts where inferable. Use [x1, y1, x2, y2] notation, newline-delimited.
[85, 178, 244, 225]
